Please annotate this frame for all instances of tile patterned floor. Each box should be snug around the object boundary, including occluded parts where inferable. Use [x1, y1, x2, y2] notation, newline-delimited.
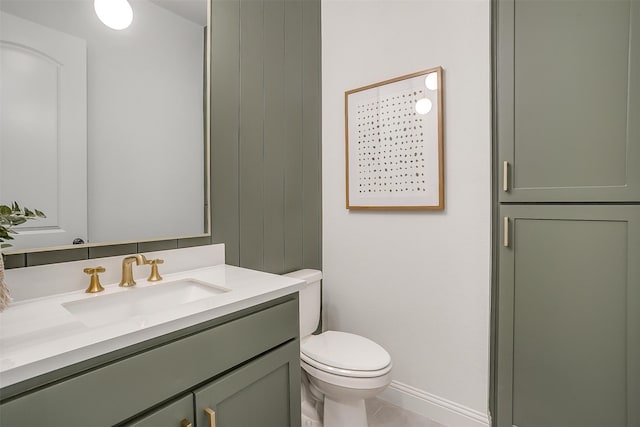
[365, 398, 447, 427]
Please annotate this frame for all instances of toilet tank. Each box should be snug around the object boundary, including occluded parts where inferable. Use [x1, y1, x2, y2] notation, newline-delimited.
[284, 269, 322, 338]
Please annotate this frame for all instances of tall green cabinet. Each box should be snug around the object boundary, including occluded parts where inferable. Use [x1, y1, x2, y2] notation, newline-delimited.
[494, 0, 640, 425]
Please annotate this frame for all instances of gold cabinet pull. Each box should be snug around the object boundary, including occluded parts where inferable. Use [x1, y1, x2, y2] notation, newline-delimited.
[204, 407, 216, 427]
[503, 161, 509, 192]
[180, 419, 192, 427]
[503, 216, 510, 247]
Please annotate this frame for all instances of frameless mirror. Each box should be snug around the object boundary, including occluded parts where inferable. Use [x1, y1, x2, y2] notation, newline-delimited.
[0, 0, 210, 252]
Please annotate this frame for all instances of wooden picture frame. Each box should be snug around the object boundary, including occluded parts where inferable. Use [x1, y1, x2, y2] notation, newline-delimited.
[345, 67, 444, 210]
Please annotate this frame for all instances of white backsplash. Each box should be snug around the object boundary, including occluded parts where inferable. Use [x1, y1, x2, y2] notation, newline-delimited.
[5, 244, 225, 302]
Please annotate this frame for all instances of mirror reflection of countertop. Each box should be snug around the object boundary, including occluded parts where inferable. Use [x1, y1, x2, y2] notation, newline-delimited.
[0, 247, 304, 389]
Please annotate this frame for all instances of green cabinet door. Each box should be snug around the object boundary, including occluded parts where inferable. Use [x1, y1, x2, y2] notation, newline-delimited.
[123, 395, 194, 427]
[496, 0, 640, 202]
[496, 205, 640, 426]
[195, 340, 301, 427]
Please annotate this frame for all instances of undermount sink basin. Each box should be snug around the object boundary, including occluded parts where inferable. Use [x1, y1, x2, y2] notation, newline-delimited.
[62, 279, 229, 327]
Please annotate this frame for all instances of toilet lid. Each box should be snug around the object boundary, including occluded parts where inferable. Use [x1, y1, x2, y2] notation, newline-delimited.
[301, 331, 391, 371]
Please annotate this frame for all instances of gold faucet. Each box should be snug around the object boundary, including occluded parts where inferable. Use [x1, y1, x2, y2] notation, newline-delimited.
[119, 254, 149, 287]
[147, 258, 164, 282]
[84, 266, 106, 293]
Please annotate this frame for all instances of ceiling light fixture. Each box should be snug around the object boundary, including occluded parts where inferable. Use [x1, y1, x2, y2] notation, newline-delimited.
[94, 0, 133, 30]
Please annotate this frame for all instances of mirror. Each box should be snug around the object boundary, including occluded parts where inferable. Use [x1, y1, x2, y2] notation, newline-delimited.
[0, 0, 210, 252]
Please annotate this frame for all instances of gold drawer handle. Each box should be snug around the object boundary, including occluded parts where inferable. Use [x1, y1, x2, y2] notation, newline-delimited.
[503, 216, 510, 248]
[204, 407, 216, 427]
[503, 160, 509, 192]
[180, 419, 192, 427]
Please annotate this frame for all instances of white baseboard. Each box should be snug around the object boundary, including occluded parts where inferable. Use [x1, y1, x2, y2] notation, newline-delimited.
[379, 381, 490, 427]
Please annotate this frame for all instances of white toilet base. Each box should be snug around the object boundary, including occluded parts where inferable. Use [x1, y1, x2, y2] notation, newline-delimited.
[302, 412, 323, 427]
[323, 396, 368, 427]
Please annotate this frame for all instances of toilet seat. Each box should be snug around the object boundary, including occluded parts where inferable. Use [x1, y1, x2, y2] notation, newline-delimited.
[301, 331, 392, 378]
[301, 358, 392, 392]
[301, 352, 392, 378]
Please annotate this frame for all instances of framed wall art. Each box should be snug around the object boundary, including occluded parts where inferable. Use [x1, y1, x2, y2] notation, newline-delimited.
[345, 67, 444, 210]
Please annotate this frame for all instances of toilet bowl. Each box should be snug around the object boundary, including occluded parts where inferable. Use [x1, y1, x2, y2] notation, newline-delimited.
[285, 270, 392, 427]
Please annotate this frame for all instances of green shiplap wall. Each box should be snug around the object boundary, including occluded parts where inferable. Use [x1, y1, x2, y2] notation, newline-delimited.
[211, 0, 322, 274]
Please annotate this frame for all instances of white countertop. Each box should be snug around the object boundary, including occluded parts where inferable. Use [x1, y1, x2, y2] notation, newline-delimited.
[0, 264, 304, 388]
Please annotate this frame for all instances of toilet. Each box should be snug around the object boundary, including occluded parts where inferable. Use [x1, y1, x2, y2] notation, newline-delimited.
[285, 269, 392, 427]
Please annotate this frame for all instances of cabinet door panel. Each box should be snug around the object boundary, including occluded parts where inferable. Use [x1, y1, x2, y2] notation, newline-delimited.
[195, 340, 301, 427]
[497, 205, 640, 427]
[123, 394, 193, 427]
[497, 0, 640, 202]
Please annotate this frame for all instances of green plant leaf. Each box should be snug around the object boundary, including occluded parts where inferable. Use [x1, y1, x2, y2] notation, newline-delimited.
[0, 202, 45, 244]
[10, 217, 27, 226]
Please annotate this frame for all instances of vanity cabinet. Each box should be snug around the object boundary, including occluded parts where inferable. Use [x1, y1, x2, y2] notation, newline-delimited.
[496, 0, 640, 203]
[125, 341, 299, 427]
[0, 295, 301, 427]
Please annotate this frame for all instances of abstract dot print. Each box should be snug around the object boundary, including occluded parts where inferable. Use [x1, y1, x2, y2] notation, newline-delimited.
[354, 89, 428, 195]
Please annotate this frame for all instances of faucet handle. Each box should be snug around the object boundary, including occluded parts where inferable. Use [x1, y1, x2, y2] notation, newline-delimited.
[83, 266, 106, 293]
[147, 259, 164, 282]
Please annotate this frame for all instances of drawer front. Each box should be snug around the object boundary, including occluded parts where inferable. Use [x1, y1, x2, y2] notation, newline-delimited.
[123, 394, 193, 427]
[0, 297, 298, 427]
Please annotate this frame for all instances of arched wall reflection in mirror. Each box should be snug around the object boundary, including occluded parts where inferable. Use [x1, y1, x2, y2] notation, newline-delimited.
[0, 0, 211, 252]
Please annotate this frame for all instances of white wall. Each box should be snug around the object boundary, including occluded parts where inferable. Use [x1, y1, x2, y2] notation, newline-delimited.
[0, 0, 205, 244]
[322, 1, 492, 425]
